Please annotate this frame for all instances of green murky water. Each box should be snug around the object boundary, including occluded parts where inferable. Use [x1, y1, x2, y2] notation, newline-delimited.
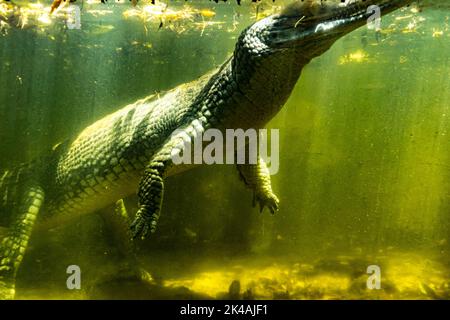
[0, 0, 449, 299]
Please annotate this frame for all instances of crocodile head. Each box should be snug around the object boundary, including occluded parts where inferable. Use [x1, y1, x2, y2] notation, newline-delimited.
[238, 0, 414, 61]
[231, 0, 415, 119]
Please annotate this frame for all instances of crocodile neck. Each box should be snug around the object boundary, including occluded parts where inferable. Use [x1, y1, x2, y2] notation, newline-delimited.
[193, 48, 308, 132]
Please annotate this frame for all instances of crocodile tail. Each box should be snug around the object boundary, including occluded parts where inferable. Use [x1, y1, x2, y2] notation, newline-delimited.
[0, 142, 67, 225]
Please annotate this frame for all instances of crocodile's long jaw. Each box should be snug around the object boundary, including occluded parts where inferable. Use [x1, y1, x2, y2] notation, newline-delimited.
[267, 0, 415, 57]
[236, 1, 415, 63]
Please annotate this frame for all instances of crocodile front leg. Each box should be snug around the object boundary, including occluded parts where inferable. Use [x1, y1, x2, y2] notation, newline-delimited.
[237, 157, 279, 214]
[130, 120, 205, 239]
[130, 160, 167, 240]
[129, 138, 181, 240]
[0, 185, 45, 300]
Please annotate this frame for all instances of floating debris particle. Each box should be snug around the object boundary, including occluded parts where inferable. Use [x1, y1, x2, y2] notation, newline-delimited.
[199, 9, 216, 19]
[432, 28, 444, 38]
[338, 50, 370, 65]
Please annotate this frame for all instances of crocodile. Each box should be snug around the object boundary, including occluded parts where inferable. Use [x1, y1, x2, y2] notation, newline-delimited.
[0, 0, 415, 299]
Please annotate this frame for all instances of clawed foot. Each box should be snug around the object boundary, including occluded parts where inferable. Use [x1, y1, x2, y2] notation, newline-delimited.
[253, 191, 279, 214]
[130, 206, 159, 240]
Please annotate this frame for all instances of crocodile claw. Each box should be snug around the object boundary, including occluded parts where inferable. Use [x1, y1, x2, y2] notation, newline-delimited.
[253, 191, 279, 214]
[130, 207, 158, 240]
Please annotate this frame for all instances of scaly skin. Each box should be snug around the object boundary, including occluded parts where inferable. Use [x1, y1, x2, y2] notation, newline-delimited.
[0, 1, 414, 299]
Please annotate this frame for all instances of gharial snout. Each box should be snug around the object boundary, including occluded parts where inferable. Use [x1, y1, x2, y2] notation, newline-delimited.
[266, 0, 416, 49]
